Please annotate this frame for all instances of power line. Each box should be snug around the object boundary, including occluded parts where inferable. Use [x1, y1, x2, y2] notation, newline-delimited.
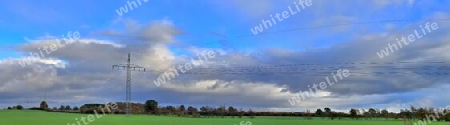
[235, 19, 450, 38]
[103, 18, 450, 57]
[141, 61, 450, 77]
[38, 92, 51, 104]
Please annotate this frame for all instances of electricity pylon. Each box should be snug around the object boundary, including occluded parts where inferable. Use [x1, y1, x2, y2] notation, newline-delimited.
[112, 53, 145, 117]
[38, 92, 51, 104]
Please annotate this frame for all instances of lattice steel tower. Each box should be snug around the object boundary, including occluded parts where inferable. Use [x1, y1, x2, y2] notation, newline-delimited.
[112, 53, 145, 117]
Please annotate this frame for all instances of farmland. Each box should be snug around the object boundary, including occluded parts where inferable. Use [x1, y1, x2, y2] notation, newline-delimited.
[1, 110, 448, 125]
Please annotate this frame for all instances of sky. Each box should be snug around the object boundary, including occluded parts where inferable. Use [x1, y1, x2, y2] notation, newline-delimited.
[1, 0, 450, 112]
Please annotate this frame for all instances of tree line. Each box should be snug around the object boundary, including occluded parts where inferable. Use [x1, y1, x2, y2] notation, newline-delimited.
[5, 100, 450, 122]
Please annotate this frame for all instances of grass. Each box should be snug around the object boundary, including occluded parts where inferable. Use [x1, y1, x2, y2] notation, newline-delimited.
[1, 110, 449, 125]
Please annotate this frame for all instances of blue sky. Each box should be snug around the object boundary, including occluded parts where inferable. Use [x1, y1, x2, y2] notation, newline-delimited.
[1, 0, 450, 112]
[1, 1, 446, 46]
[1, 0, 439, 58]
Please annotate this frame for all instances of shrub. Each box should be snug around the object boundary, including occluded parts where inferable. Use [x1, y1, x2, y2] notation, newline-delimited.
[40, 101, 49, 109]
[65, 105, 71, 110]
[444, 113, 450, 121]
[16, 105, 24, 110]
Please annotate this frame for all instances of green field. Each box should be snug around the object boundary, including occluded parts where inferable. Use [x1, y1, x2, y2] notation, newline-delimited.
[0, 110, 448, 125]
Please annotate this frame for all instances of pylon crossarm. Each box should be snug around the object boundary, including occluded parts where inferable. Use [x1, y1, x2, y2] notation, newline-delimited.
[113, 65, 146, 71]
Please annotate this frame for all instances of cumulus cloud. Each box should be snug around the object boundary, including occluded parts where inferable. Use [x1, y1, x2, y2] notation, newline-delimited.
[0, 19, 183, 108]
[1, 5, 450, 111]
